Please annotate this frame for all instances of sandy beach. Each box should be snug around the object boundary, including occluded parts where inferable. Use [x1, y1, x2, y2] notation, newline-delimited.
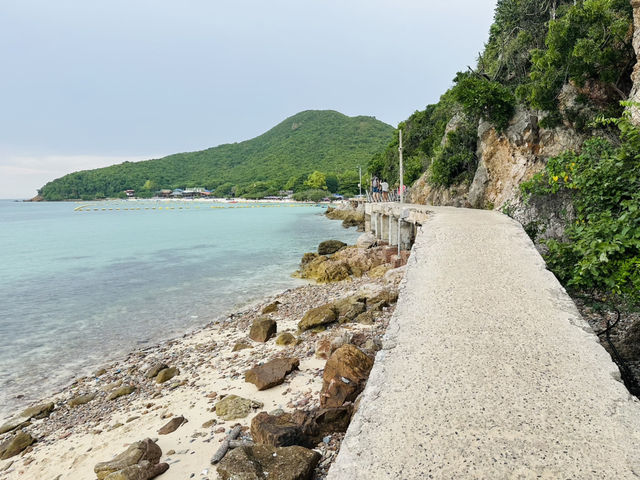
[0, 236, 405, 479]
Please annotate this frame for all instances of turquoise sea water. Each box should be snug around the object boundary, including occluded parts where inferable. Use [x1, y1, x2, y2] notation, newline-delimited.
[0, 200, 359, 418]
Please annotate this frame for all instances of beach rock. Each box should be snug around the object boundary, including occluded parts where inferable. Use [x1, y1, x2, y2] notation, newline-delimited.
[0, 402, 55, 434]
[354, 311, 376, 325]
[21, 402, 54, 420]
[365, 288, 399, 311]
[155, 367, 179, 384]
[245, 358, 299, 391]
[145, 363, 168, 379]
[320, 345, 374, 408]
[356, 232, 376, 249]
[384, 265, 406, 284]
[368, 264, 390, 278]
[333, 296, 366, 323]
[217, 445, 320, 480]
[215, 395, 263, 421]
[107, 385, 136, 401]
[249, 317, 277, 343]
[250, 412, 306, 447]
[0, 431, 34, 460]
[261, 301, 281, 314]
[276, 333, 300, 346]
[317, 240, 346, 255]
[0, 418, 30, 435]
[315, 332, 352, 360]
[103, 461, 169, 480]
[233, 342, 253, 352]
[298, 304, 337, 332]
[158, 416, 187, 435]
[94, 438, 166, 480]
[69, 392, 97, 407]
[300, 252, 319, 266]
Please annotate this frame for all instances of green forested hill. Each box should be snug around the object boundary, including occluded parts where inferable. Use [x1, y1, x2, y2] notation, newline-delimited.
[39, 110, 394, 200]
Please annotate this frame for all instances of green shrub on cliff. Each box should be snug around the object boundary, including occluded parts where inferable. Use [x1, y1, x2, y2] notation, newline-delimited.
[452, 73, 515, 132]
[521, 109, 640, 308]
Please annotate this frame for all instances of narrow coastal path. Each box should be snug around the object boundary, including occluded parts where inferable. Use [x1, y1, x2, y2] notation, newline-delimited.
[328, 206, 640, 479]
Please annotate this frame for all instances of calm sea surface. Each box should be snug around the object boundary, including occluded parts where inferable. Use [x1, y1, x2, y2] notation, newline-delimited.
[0, 200, 359, 418]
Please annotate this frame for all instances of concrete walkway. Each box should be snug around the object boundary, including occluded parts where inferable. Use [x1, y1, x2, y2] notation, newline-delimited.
[328, 207, 640, 479]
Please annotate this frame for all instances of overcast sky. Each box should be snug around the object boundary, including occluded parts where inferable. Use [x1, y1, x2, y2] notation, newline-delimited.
[0, 0, 497, 199]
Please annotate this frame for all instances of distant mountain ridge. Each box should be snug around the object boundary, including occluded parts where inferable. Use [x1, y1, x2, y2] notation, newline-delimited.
[39, 110, 394, 200]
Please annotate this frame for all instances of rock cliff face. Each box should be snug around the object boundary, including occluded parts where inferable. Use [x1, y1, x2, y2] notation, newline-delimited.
[629, 0, 640, 126]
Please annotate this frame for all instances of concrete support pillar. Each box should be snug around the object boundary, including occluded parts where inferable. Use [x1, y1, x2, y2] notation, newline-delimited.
[381, 215, 389, 242]
[399, 221, 413, 250]
[389, 215, 398, 246]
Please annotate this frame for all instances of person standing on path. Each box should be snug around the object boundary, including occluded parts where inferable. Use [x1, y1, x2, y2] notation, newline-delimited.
[381, 180, 389, 202]
[371, 176, 380, 202]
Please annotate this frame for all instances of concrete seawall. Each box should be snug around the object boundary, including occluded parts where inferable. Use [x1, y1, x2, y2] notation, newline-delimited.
[328, 206, 640, 479]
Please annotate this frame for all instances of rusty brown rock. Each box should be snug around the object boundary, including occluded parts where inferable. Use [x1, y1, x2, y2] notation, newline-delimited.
[245, 358, 299, 391]
[249, 317, 277, 343]
[320, 345, 374, 408]
[158, 416, 187, 435]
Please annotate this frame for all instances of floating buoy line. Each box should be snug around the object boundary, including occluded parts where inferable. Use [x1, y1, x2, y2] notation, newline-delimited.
[73, 202, 318, 212]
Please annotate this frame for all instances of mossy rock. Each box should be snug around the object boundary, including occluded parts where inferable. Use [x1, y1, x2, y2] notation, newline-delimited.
[298, 304, 338, 332]
[275, 333, 300, 346]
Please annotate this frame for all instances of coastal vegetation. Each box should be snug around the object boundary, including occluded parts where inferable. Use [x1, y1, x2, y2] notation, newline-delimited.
[38, 110, 393, 201]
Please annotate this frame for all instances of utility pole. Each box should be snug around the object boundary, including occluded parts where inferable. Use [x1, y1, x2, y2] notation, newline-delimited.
[358, 165, 362, 197]
[398, 129, 404, 204]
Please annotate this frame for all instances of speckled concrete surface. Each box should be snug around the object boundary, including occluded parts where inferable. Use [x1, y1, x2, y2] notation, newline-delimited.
[327, 206, 640, 480]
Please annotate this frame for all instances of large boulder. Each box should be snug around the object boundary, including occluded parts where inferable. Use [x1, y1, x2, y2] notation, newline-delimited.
[333, 296, 366, 323]
[245, 358, 299, 391]
[249, 317, 277, 343]
[298, 304, 337, 332]
[217, 445, 320, 480]
[215, 395, 263, 421]
[94, 438, 167, 480]
[250, 412, 306, 447]
[356, 232, 376, 249]
[320, 345, 374, 408]
[275, 333, 300, 346]
[0, 430, 34, 460]
[318, 240, 347, 255]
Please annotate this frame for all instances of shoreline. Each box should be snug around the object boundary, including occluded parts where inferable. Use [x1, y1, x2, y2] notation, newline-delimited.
[0, 235, 405, 479]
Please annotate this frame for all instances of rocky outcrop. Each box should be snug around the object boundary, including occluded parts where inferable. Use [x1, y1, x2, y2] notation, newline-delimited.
[215, 395, 263, 420]
[320, 345, 374, 408]
[326, 205, 365, 230]
[217, 445, 320, 480]
[245, 357, 300, 390]
[295, 246, 389, 283]
[249, 317, 277, 343]
[469, 108, 583, 211]
[94, 438, 168, 480]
